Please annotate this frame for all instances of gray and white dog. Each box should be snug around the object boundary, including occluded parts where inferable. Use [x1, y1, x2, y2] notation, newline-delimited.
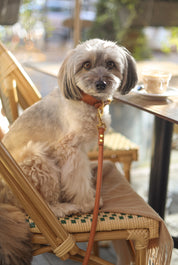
[0, 39, 137, 265]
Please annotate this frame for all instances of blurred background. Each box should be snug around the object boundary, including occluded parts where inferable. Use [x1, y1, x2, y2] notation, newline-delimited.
[0, 0, 178, 264]
[1, 0, 178, 61]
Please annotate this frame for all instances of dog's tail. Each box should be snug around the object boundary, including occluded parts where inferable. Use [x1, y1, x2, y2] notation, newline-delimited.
[0, 203, 33, 265]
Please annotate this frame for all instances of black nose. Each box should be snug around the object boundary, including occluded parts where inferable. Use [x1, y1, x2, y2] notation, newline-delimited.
[95, 80, 107, 91]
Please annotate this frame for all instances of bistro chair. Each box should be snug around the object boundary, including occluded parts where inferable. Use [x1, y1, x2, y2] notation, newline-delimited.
[0, 140, 163, 265]
[0, 41, 172, 265]
[0, 40, 138, 182]
[0, 40, 41, 124]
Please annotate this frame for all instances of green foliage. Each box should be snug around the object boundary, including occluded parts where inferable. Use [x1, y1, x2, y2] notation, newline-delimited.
[20, 0, 38, 31]
[162, 27, 178, 53]
[88, 0, 137, 41]
[87, 0, 151, 60]
[0, 0, 53, 47]
[122, 29, 152, 60]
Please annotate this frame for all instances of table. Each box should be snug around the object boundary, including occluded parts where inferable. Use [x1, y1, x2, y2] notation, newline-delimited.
[114, 92, 178, 248]
[115, 92, 178, 212]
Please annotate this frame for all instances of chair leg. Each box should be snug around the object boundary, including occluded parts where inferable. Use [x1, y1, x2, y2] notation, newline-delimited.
[93, 241, 99, 256]
[135, 248, 147, 265]
[70, 248, 114, 265]
[134, 231, 148, 265]
[123, 161, 131, 182]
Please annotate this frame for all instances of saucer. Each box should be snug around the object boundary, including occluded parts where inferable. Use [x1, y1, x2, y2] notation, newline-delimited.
[131, 86, 178, 100]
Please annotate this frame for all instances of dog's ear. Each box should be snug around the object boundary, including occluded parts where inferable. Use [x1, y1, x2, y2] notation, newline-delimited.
[58, 51, 81, 100]
[118, 50, 138, 95]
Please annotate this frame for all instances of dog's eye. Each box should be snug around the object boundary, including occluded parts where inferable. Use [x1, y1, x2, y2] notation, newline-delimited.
[106, 61, 115, 70]
[83, 61, 91, 70]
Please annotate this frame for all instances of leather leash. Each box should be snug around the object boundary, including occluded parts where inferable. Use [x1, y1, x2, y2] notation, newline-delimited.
[81, 92, 111, 265]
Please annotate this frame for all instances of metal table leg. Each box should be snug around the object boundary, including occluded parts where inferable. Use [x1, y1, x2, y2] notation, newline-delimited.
[148, 116, 173, 219]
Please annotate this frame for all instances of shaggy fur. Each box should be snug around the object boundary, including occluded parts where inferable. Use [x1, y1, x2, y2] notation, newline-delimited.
[0, 39, 137, 264]
[0, 204, 32, 265]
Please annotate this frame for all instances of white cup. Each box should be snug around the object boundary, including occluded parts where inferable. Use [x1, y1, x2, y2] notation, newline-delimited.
[142, 69, 172, 94]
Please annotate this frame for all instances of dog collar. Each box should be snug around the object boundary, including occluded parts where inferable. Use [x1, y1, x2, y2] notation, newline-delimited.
[80, 91, 110, 109]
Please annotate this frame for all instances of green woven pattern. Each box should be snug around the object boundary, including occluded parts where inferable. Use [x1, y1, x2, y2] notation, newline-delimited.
[26, 211, 158, 238]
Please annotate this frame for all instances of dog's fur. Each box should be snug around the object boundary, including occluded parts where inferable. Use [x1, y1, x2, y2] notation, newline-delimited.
[0, 39, 137, 264]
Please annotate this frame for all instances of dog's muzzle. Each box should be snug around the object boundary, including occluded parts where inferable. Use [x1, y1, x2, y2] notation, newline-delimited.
[95, 80, 107, 91]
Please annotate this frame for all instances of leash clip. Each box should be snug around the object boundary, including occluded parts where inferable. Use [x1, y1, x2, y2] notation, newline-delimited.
[97, 104, 106, 129]
[97, 100, 111, 129]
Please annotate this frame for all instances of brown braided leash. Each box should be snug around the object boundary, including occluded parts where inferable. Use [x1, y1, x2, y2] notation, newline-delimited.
[81, 92, 111, 264]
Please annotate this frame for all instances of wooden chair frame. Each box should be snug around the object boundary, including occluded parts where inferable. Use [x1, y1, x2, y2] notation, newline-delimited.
[0, 40, 41, 124]
[0, 140, 155, 265]
[0, 41, 160, 264]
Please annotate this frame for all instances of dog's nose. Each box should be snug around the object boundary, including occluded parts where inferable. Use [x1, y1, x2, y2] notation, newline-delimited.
[95, 80, 107, 91]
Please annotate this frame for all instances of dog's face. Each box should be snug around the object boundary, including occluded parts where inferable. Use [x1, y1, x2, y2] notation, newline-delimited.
[58, 39, 138, 101]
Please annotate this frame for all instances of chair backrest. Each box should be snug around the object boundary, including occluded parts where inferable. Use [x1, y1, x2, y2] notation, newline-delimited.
[0, 41, 41, 124]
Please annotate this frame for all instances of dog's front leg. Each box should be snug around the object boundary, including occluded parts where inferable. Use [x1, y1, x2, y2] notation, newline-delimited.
[61, 149, 96, 214]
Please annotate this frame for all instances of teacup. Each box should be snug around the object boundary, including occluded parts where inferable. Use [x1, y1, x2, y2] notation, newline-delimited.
[142, 70, 172, 94]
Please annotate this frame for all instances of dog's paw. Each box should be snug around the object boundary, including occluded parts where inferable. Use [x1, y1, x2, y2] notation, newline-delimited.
[80, 204, 94, 214]
[50, 203, 82, 218]
[80, 196, 103, 214]
[80, 198, 95, 214]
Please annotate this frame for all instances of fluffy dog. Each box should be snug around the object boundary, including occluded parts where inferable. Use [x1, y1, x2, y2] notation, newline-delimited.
[0, 39, 137, 264]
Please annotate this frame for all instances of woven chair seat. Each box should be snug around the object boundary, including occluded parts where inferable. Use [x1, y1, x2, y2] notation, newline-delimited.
[27, 211, 159, 240]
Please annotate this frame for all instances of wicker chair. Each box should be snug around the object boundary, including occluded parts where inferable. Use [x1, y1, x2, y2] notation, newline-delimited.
[0, 41, 41, 124]
[0, 41, 168, 265]
[0, 141, 160, 265]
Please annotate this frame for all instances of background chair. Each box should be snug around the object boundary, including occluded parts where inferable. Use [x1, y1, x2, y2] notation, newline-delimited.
[88, 131, 138, 182]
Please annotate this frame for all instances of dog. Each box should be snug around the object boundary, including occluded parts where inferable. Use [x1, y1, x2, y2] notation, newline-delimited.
[0, 39, 137, 264]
